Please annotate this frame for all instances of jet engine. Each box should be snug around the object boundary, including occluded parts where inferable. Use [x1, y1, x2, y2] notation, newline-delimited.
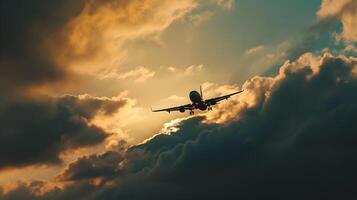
[179, 107, 185, 113]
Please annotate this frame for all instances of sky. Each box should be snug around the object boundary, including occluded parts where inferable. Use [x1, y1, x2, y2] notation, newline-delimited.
[0, 0, 357, 199]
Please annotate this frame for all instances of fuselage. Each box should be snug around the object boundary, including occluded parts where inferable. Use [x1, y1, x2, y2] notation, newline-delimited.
[189, 90, 207, 111]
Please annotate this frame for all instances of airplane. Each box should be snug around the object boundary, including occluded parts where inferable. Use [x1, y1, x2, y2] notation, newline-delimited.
[151, 86, 243, 115]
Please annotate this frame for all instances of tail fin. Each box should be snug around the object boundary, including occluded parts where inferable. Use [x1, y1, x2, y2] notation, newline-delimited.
[200, 85, 203, 99]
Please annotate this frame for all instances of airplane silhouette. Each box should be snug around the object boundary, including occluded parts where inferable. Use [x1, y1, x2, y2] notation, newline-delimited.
[152, 86, 243, 115]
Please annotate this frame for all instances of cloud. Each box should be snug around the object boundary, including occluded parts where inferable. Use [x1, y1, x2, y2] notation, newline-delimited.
[189, 11, 215, 25]
[343, 44, 357, 53]
[56, 0, 198, 76]
[317, 0, 357, 43]
[0, 0, 199, 170]
[245, 45, 265, 55]
[161, 64, 205, 77]
[0, 0, 199, 94]
[167, 95, 186, 101]
[0, 94, 126, 169]
[0, 0, 85, 93]
[183, 64, 204, 76]
[57, 149, 126, 182]
[102, 67, 156, 82]
[89, 92, 162, 145]
[2, 52, 357, 199]
[244, 41, 289, 76]
[206, 52, 357, 123]
[212, 0, 235, 11]
[167, 66, 177, 72]
[118, 67, 155, 82]
[283, 0, 356, 63]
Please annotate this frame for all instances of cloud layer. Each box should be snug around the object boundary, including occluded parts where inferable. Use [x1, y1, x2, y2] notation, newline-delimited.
[0, 94, 126, 169]
[0, 0, 199, 170]
[2, 52, 356, 199]
[0, 0, 199, 93]
[1, 0, 357, 199]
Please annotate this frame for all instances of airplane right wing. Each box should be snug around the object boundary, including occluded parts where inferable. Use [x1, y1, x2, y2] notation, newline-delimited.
[151, 103, 194, 113]
[204, 90, 243, 106]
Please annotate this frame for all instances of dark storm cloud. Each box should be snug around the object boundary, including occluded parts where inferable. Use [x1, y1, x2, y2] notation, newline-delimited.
[0, 94, 126, 169]
[0, 0, 87, 90]
[0, 0, 196, 174]
[0, 0, 141, 90]
[3, 53, 357, 199]
[57, 149, 126, 181]
[95, 53, 357, 199]
[0, 0, 133, 170]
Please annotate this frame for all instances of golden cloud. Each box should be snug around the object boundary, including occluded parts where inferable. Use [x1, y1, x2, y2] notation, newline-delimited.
[317, 0, 357, 42]
[201, 78, 273, 124]
[203, 52, 356, 124]
[100, 66, 156, 82]
[54, 0, 198, 76]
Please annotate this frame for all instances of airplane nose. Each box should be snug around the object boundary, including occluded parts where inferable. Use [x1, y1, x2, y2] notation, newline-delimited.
[189, 91, 201, 103]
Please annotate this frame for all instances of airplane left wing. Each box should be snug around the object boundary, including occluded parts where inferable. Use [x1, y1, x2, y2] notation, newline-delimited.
[151, 103, 194, 113]
[204, 90, 243, 106]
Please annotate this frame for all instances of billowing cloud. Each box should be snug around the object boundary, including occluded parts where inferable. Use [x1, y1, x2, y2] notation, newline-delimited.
[0, 0, 199, 94]
[205, 52, 352, 123]
[57, 149, 126, 182]
[0, 0, 199, 170]
[2, 52, 357, 199]
[0, 94, 126, 169]
[317, 0, 357, 42]
[56, 0, 198, 76]
[284, 0, 356, 63]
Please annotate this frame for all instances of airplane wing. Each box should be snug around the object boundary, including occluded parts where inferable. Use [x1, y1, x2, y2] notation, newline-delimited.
[151, 103, 194, 113]
[204, 90, 243, 106]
